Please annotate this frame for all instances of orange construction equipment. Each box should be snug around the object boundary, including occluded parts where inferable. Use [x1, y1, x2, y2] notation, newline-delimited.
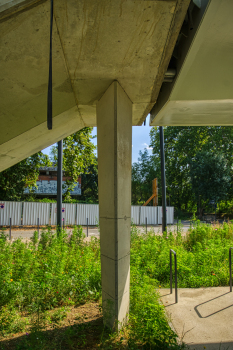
[143, 178, 158, 206]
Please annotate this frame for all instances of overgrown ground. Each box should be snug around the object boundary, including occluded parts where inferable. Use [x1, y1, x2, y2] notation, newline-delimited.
[0, 221, 233, 349]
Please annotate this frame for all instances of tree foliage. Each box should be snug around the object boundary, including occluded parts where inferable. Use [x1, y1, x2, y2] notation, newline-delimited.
[132, 150, 159, 205]
[51, 127, 97, 200]
[0, 153, 50, 201]
[132, 126, 233, 214]
[78, 161, 98, 203]
[189, 151, 231, 206]
[0, 128, 96, 202]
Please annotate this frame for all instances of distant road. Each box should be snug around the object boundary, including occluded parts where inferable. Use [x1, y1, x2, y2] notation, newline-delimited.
[1, 220, 198, 241]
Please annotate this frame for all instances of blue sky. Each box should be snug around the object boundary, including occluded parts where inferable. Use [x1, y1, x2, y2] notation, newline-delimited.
[42, 115, 153, 164]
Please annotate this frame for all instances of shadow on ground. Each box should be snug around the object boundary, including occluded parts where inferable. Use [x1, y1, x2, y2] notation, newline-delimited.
[0, 317, 118, 350]
[187, 341, 233, 350]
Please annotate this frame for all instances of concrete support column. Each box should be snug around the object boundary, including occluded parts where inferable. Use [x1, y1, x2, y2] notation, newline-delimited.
[97, 81, 132, 330]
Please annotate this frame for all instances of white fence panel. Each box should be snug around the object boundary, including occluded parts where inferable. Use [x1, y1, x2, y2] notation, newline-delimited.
[50, 203, 57, 225]
[23, 202, 50, 225]
[131, 206, 140, 225]
[51, 203, 76, 225]
[0, 201, 174, 227]
[0, 201, 22, 225]
[62, 204, 76, 225]
[157, 206, 174, 225]
[76, 204, 99, 225]
[167, 206, 174, 224]
[158, 206, 162, 225]
[140, 206, 158, 225]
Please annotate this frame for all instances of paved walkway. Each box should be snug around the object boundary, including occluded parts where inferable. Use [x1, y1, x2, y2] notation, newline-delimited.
[160, 287, 233, 349]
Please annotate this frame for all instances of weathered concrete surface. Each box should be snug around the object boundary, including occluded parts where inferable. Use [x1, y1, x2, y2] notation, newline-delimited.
[0, 0, 189, 171]
[97, 81, 132, 329]
[151, 0, 233, 126]
[160, 287, 233, 349]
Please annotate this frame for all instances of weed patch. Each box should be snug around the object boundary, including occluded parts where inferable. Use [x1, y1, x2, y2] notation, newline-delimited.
[1, 221, 232, 348]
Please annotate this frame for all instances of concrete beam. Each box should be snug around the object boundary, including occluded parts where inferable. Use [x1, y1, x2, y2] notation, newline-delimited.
[0, 106, 84, 172]
[150, 0, 233, 126]
[0, 0, 43, 21]
[0, 0, 189, 171]
[97, 81, 132, 329]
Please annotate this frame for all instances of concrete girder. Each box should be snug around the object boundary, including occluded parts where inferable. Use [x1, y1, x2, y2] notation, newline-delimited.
[150, 0, 233, 126]
[0, 0, 189, 171]
[0, 107, 84, 171]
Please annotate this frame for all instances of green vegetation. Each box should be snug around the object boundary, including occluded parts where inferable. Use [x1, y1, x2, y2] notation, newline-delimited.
[0, 127, 97, 203]
[0, 153, 50, 201]
[131, 221, 233, 289]
[132, 126, 233, 217]
[50, 128, 97, 201]
[1, 222, 233, 349]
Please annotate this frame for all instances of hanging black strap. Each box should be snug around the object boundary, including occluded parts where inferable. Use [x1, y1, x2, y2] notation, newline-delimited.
[47, 0, 53, 130]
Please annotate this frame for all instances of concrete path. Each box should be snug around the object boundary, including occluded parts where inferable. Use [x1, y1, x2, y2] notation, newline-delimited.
[160, 287, 233, 350]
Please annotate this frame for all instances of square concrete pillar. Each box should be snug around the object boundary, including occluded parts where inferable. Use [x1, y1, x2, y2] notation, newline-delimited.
[97, 81, 132, 330]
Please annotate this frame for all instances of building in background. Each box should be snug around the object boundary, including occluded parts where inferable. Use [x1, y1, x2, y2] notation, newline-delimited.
[24, 167, 81, 197]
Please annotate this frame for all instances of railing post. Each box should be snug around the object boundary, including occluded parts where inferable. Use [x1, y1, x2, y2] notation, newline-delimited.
[229, 248, 233, 292]
[37, 218, 39, 238]
[87, 218, 88, 237]
[63, 218, 65, 230]
[9, 217, 11, 240]
[146, 217, 147, 234]
[174, 253, 178, 303]
[170, 249, 178, 303]
[170, 250, 172, 294]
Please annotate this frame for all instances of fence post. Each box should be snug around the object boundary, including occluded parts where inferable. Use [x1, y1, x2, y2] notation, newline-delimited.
[63, 218, 65, 230]
[177, 216, 178, 233]
[87, 218, 88, 237]
[170, 249, 178, 303]
[146, 217, 147, 234]
[9, 218, 11, 240]
[37, 218, 39, 238]
[229, 248, 233, 292]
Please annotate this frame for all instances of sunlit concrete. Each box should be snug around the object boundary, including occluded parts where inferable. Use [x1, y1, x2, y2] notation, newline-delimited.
[0, 0, 189, 171]
[160, 287, 233, 350]
[150, 0, 233, 126]
[97, 81, 132, 329]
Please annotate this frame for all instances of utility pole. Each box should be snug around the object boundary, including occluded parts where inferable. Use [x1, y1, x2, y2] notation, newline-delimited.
[159, 126, 167, 233]
[199, 195, 201, 220]
[57, 140, 63, 231]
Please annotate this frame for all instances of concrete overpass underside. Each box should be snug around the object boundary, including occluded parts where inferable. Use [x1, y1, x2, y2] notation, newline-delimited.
[2, 0, 231, 331]
[150, 0, 233, 126]
[0, 0, 189, 171]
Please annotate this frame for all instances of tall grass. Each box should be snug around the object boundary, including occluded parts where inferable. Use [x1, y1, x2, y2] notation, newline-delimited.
[1, 221, 233, 349]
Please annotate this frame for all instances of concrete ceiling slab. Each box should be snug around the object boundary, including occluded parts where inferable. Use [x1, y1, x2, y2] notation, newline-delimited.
[150, 0, 233, 126]
[0, 0, 189, 171]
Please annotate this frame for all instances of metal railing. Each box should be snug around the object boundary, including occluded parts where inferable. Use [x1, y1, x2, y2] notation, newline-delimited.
[229, 247, 233, 292]
[170, 249, 178, 303]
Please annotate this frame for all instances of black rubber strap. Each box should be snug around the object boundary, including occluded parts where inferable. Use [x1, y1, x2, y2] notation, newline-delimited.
[47, 0, 53, 130]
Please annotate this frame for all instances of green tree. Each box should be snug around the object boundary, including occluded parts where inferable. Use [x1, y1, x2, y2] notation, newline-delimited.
[0, 152, 50, 201]
[51, 127, 96, 200]
[78, 161, 98, 203]
[132, 150, 159, 205]
[189, 151, 231, 215]
[149, 126, 233, 213]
